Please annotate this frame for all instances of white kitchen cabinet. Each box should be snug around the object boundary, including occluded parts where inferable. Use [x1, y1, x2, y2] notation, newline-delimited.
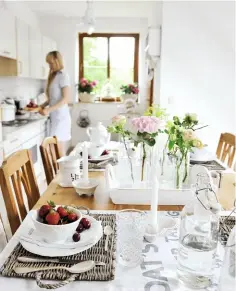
[0, 10, 16, 59]
[29, 27, 43, 79]
[16, 18, 30, 77]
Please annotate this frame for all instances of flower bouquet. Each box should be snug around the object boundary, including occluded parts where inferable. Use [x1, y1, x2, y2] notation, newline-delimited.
[165, 113, 206, 188]
[120, 83, 139, 102]
[77, 78, 98, 103]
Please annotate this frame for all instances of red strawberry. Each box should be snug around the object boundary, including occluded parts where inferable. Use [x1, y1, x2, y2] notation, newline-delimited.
[39, 201, 55, 218]
[101, 150, 109, 156]
[46, 210, 60, 225]
[76, 222, 84, 233]
[57, 206, 68, 218]
[67, 212, 78, 223]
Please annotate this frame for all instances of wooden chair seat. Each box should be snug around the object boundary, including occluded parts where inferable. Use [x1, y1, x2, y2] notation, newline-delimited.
[216, 132, 236, 168]
[0, 149, 40, 234]
[40, 136, 61, 185]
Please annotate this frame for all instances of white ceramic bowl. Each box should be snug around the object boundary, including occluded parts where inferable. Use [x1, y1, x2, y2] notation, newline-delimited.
[31, 206, 82, 243]
[72, 178, 99, 196]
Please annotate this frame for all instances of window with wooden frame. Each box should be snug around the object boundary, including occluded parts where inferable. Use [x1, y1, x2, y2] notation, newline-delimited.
[79, 33, 139, 97]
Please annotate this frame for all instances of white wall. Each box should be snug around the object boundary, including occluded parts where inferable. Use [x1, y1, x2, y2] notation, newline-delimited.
[160, 1, 235, 152]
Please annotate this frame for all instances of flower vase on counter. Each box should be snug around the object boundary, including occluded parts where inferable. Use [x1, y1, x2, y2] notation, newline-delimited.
[174, 151, 190, 189]
[77, 78, 98, 103]
[120, 83, 139, 102]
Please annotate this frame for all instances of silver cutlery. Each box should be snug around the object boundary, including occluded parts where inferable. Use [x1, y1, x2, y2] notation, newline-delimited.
[14, 260, 96, 274]
[104, 225, 113, 252]
[17, 256, 105, 266]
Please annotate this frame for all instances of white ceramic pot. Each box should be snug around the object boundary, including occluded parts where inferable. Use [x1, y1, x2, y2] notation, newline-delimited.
[57, 156, 81, 187]
[0, 103, 15, 121]
[31, 206, 82, 243]
[79, 93, 96, 103]
[86, 122, 110, 146]
[121, 94, 138, 102]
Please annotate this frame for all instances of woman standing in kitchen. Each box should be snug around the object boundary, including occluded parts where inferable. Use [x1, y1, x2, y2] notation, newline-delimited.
[39, 51, 71, 156]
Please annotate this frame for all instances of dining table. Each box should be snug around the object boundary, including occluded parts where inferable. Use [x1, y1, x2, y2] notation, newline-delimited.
[0, 142, 235, 290]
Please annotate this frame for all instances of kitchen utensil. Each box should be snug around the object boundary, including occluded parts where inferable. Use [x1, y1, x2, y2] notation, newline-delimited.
[0, 102, 15, 122]
[30, 206, 82, 243]
[14, 260, 95, 274]
[104, 225, 113, 252]
[86, 122, 110, 145]
[77, 109, 90, 128]
[17, 256, 106, 266]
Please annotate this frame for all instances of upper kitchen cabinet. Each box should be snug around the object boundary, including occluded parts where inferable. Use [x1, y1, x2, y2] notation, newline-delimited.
[16, 19, 30, 78]
[0, 10, 16, 59]
[29, 27, 43, 79]
[42, 36, 57, 80]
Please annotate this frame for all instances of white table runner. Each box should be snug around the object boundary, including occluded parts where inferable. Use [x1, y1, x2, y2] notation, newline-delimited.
[0, 211, 225, 291]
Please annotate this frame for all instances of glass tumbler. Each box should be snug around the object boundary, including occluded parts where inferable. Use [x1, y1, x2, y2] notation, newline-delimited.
[117, 209, 146, 267]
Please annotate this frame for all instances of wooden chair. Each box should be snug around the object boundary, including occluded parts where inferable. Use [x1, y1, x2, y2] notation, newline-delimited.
[0, 150, 40, 234]
[40, 136, 61, 185]
[216, 133, 236, 168]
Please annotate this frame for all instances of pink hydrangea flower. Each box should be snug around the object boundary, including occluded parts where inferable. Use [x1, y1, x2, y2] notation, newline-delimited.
[92, 80, 98, 86]
[80, 78, 87, 83]
[131, 116, 165, 134]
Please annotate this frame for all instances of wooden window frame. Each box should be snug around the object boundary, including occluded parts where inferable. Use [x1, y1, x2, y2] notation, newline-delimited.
[79, 33, 139, 84]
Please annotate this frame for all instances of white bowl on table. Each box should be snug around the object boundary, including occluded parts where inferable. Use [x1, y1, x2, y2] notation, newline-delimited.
[31, 206, 82, 243]
[72, 178, 99, 196]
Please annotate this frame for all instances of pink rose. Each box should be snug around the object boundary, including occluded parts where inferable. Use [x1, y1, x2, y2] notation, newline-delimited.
[81, 81, 87, 87]
[80, 78, 87, 83]
[131, 116, 165, 134]
[92, 80, 98, 86]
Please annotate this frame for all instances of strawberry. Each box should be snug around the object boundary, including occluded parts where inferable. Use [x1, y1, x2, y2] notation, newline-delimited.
[80, 217, 91, 229]
[46, 210, 60, 225]
[39, 201, 55, 218]
[67, 211, 78, 223]
[101, 150, 109, 156]
[57, 206, 68, 218]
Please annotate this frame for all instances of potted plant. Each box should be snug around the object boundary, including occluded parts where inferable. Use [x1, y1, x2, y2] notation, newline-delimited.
[77, 78, 98, 103]
[120, 83, 139, 102]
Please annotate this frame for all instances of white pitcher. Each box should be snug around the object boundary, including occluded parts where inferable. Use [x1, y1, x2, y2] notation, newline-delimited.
[57, 156, 81, 187]
[86, 122, 110, 145]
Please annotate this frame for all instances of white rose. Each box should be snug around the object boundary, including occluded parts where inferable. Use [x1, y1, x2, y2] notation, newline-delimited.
[183, 129, 195, 141]
[190, 113, 197, 121]
[193, 139, 203, 149]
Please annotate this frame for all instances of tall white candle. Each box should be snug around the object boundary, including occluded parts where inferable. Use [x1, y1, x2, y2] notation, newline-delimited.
[83, 143, 89, 183]
[150, 169, 159, 231]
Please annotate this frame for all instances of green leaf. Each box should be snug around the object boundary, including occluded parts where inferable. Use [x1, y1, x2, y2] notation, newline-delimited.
[168, 140, 175, 150]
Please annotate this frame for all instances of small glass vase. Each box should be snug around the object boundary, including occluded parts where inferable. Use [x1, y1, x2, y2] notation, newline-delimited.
[174, 151, 190, 189]
[158, 150, 175, 188]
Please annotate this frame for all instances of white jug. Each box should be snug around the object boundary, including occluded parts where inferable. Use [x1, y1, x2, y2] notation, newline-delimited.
[86, 122, 110, 146]
[57, 156, 81, 187]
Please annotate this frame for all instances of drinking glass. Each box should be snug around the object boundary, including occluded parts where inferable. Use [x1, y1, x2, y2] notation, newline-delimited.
[117, 209, 146, 267]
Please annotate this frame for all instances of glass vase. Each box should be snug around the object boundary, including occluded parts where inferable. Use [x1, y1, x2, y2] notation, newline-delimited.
[174, 151, 190, 189]
[158, 150, 175, 188]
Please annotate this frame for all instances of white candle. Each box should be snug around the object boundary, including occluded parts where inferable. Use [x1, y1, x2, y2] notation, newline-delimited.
[150, 169, 159, 231]
[83, 143, 89, 183]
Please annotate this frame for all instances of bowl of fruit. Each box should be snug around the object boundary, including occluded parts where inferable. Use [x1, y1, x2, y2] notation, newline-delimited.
[31, 201, 82, 243]
[24, 100, 40, 112]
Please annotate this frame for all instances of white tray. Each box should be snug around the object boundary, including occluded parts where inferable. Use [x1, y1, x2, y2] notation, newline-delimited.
[110, 187, 193, 205]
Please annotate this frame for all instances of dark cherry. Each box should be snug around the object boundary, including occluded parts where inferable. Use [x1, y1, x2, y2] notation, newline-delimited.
[72, 232, 81, 242]
[76, 223, 84, 233]
[81, 217, 91, 229]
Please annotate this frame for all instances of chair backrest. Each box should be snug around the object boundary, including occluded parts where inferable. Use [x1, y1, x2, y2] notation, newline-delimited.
[40, 136, 61, 185]
[0, 213, 7, 252]
[0, 149, 40, 234]
[216, 133, 236, 168]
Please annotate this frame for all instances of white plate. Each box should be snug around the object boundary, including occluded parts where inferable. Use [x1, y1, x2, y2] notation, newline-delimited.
[190, 157, 215, 163]
[20, 216, 103, 257]
[88, 154, 112, 162]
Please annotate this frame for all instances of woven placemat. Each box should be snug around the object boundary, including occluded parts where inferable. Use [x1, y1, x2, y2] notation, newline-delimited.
[190, 160, 226, 171]
[219, 215, 235, 245]
[0, 214, 116, 289]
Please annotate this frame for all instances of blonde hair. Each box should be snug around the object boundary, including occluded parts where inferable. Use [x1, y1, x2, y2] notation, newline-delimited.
[46, 51, 64, 96]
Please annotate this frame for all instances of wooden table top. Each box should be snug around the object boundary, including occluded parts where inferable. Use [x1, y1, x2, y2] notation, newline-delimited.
[34, 172, 183, 211]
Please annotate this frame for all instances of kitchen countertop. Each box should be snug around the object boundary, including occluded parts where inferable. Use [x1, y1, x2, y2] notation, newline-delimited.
[2, 117, 48, 141]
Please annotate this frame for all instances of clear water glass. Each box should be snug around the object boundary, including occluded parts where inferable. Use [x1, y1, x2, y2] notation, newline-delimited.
[117, 209, 146, 267]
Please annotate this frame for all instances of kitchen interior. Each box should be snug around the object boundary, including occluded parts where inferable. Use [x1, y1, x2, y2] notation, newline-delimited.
[0, 1, 160, 197]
